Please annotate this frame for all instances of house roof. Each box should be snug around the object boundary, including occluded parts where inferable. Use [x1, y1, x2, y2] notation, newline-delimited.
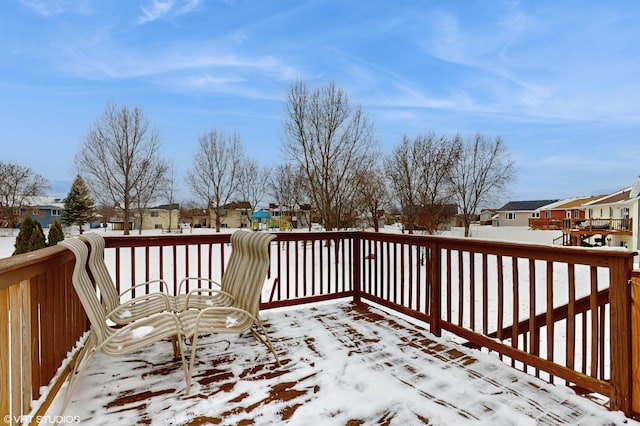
[221, 201, 252, 209]
[585, 188, 632, 206]
[152, 203, 180, 210]
[498, 200, 558, 212]
[542, 195, 606, 210]
[23, 196, 65, 208]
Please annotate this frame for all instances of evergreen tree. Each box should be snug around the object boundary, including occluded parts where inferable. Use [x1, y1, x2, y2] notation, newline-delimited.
[13, 214, 45, 255]
[14, 214, 34, 255]
[27, 226, 46, 252]
[48, 220, 65, 246]
[61, 175, 96, 234]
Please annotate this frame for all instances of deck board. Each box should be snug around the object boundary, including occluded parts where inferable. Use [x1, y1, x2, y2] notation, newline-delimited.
[50, 302, 633, 425]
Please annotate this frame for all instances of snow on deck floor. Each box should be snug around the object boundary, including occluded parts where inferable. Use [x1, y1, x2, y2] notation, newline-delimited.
[49, 302, 636, 425]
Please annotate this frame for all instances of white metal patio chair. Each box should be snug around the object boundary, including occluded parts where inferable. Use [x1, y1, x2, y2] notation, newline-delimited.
[57, 238, 187, 413]
[178, 231, 281, 394]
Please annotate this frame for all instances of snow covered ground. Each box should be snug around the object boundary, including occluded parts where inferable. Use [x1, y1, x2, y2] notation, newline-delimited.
[42, 301, 635, 425]
[0, 224, 563, 260]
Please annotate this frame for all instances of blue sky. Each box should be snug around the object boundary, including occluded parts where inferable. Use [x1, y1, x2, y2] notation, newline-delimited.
[2, 0, 640, 204]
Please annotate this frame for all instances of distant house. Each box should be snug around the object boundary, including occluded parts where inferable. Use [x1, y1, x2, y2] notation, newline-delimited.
[578, 180, 640, 250]
[268, 203, 312, 230]
[110, 204, 180, 231]
[479, 209, 497, 226]
[412, 203, 461, 231]
[496, 200, 558, 227]
[530, 195, 605, 230]
[19, 196, 65, 228]
[188, 208, 210, 228]
[142, 204, 180, 231]
[211, 201, 252, 229]
[538, 195, 604, 221]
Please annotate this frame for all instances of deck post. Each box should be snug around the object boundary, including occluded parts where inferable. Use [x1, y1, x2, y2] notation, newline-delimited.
[352, 234, 361, 303]
[631, 270, 640, 418]
[609, 256, 634, 416]
[429, 241, 441, 337]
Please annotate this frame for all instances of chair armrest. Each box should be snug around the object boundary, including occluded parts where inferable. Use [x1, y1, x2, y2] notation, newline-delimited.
[177, 277, 222, 294]
[193, 306, 260, 332]
[181, 288, 234, 311]
[119, 279, 170, 298]
[100, 311, 182, 351]
[107, 292, 173, 318]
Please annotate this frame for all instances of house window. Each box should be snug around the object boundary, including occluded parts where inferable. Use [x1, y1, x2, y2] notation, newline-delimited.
[545, 211, 551, 218]
[531, 212, 539, 218]
[621, 207, 630, 218]
[588, 209, 593, 218]
[154, 224, 163, 229]
[609, 207, 613, 218]
[566, 211, 571, 218]
[151, 211, 159, 217]
[573, 210, 579, 218]
[505, 212, 516, 220]
[51, 209, 60, 216]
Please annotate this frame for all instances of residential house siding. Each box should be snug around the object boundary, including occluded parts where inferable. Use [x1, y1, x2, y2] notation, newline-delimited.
[497, 200, 558, 227]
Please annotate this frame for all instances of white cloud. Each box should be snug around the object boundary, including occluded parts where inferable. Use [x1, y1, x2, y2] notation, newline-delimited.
[136, 0, 202, 24]
[20, 0, 93, 17]
[137, 0, 176, 24]
[178, 0, 202, 15]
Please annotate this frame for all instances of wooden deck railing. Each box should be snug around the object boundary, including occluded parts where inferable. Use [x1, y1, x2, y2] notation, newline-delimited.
[1, 231, 638, 423]
[562, 217, 632, 233]
[529, 218, 564, 230]
[529, 217, 633, 233]
[0, 245, 87, 425]
[355, 232, 636, 415]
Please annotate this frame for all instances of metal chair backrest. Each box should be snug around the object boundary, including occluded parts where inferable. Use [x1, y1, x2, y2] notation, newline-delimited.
[59, 238, 111, 344]
[80, 232, 120, 312]
[224, 231, 275, 317]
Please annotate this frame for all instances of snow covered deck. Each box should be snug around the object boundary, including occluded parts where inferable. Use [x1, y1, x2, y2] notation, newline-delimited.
[49, 302, 633, 425]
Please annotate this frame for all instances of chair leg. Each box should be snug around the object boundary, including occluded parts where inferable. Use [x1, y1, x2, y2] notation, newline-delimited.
[250, 324, 281, 366]
[171, 336, 181, 359]
[58, 342, 96, 417]
[174, 331, 188, 392]
[184, 333, 200, 396]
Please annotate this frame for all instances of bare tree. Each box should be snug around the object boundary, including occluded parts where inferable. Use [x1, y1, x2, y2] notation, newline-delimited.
[384, 136, 422, 234]
[283, 80, 378, 230]
[385, 133, 461, 234]
[270, 163, 310, 230]
[237, 158, 270, 220]
[413, 133, 461, 234]
[163, 160, 178, 231]
[0, 161, 49, 228]
[186, 131, 244, 232]
[76, 103, 167, 235]
[451, 133, 516, 237]
[355, 166, 389, 232]
[132, 157, 169, 234]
